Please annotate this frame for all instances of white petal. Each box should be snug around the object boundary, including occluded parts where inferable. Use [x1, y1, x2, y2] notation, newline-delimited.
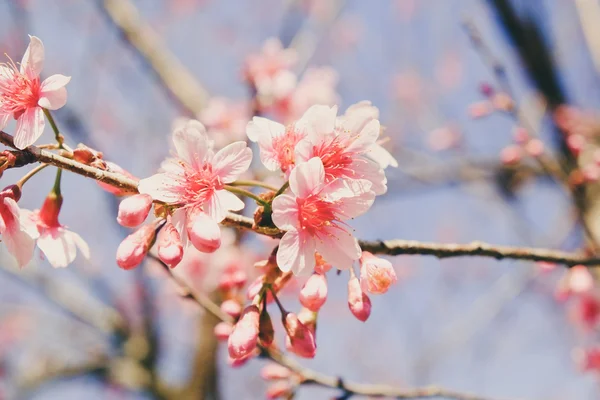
[37, 231, 74, 268]
[315, 227, 360, 270]
[204, 190, 245, 223]
[38, 75, 70, 110]
[13, 107, 44, 149]
[172, 120, 210, 168]
[366, 143, 398, 168]
[20, 35, 44, 78]
[138, 173, 184, 203]
[272, 194, 298, 230]
[346, 119, 380, 153]
[277, 230, 316, 275]
[246, 116, 284, 142]
[212, 142, 253, 182]
[289, 157, 325, 198]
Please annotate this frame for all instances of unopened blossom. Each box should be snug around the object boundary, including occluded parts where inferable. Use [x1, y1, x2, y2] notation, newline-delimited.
[266, 381, 293, 400]
[299, 273, 328, 311]
[157, 221, 184, 268]
[246, 117, 307, 175]
[23, 192, 89, 268]
[574, 347, 600, 372]
[220, 299, 242, 318]
[138, 119, 252, 253]
[348, 276, 371, 322]
[340, 101, 398, 169]
[0, 36, 70, 149]
[228, 305, 260, 360]
[272, 157, 374, 274]
[566, 265, 594, 294]
[0, 186, 37, 267]
[574, 294, 600, 330]
[500, 145, 522, 165]
[116, 224, 156, 270]
[261, 363, 292, 380]
[297, 307, 317, 334]
[295, 105, 388, 195]
[359, 252, 397, 295]
[214, 322, 233, 342]
[117, 194, 153, 228]
[283, 312, 316, 358]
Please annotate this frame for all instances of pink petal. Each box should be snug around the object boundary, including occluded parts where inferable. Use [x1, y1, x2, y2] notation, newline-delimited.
[335, 182, 375, 219]
[347, 119, 380, 153]
[38, 74, 71, 110]
[13, 107, 45, 150]
[246, 117, 284, 142]
[277, 230, 316, 275]
[315, 227, 361, 270]
[298, 105, 337, 138]
[68, 231, 90, 260]
[293, 138, 313, 165]
[344, 101, 379, 120]
[37, 230, 75, 268]
[272, 194, 298, 230]
[204, 190, 245, 223]
[138, 173, 185, 203]
[20, 35, 44, 78]
[171, 208, 189, 248]
[349, 157, 387, 195]
[172, 120, 210, 168]
[212, 142, 253, 183]
[259, 145, 280, 171]
[366, 143, 398, 168]
[0, 113, 9, 131]
[2, 198, 35, 267]
[289, 157, 325, 198]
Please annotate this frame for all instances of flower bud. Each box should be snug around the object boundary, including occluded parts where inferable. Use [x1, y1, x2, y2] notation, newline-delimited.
[283, 312, 316, 358]
[228, 305, 260, 360]
[214, 322, 233, 341]
[116, 225, 156, 270]
[261, 363, 291, 380]
[266, 381, 293, 399]
[297, 307, 317, 334]
[525, 139, 544, 157]
[1, 185, 21, 202]
[359, 252, 397, 295]
[348, 276, 371, 322]
[575, 294, 600, 330]
[500, 145, 522, 166]
[157, 222, 183, 268]
[246, 275, 265, 301]
[259, 308, 274, 347]
[117, 194, 153, 228]
[566, 265, 594, 294]
[220, 299, 242, 318]
[299, 273, 328, 311]
[72, 144, 104, 166]
[39, 192, 63, 227]
[187, 211, 221, 253]
[574, 347, 600, 372]
[567, 134, 586, 156]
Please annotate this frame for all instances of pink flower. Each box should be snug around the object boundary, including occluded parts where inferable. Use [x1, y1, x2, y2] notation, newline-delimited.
[23, 193, 89, 268]
[220, 299, 242, 318]
[566, 265, 594, 294]
[295, 105, 388, 195]
[138, 119, 252, 252]
[283, 67, 339, 122]
[283, 312, 316, 358]
[359, 251, 397, 294]
[214, 322, 233, 341]
[246, 117, 307, 175]
[348, 276, 371, 322]
[299, 273, 328, 311]
[228, 305, 260, 360]
[0, 186, 37, 267]
[260, 363, 292, 380]
[197, 98, 249, 147]
[244, 38, 297, 85]
[272, 157, 374, 274]
[266, 381, 293, 400]
[117, 194, 153, 228]
[0, 36, 70, 149]
[116, 224, 156, 270]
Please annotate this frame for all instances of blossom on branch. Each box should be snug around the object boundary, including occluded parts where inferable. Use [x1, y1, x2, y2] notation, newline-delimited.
[0, 186, 37, 267]
[0, 36, 70, 149]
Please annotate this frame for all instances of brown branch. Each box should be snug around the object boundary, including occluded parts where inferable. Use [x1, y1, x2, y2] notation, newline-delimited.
[3, 130, 599, 267]
[99, 0, 209, 116]
[148, 255, 503, 400]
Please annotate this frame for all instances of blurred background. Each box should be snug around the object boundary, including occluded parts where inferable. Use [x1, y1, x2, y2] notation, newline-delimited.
[1, 0, 600, 399]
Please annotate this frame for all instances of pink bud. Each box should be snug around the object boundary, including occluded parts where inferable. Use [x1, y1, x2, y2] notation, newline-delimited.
[468, 101, 492, 119]
[574, 347, 600, 372]
[0, 185, 21, 202]
[187, 211, 221, 253]
[359, 252, 398, 294]
[512, 126, 529, 144]
[228, 353, 253, 368]
[576, 294, 600, 330]
[582, 164, 600, 182]
[297, 307, 317, 334]
[246, 275, 265, 301]
[525, 139, 544, 157]
[500, 145, 522, 165]
[116, 225, 156, 270]
[567, 265, 594, 294]
[220, 299, 242, 318]
[266, 381, 293, 399]
[157, 222, 183, 268]
[228, 305, 260, 360]
[261, 363, 291, 380]
[348, 276, 371, 322]
[283, 312, 316, 358]
[117, 194, 153, 228]
[567, 134, 586, 156]
[214, 322, 233, 341]
[299, 274, 328, 311]
[39, 193, 63, 227]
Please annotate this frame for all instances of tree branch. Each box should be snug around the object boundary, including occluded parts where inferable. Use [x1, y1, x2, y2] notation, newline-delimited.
[3, 130, 598, 267]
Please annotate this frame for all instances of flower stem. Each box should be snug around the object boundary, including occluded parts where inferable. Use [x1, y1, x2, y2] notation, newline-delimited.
[273, 181, 289, 198]
[43, 108, 64, 149]
[267, 285, 286, 315]
[52, 168, 62, 196]
[224, 185, 269, 207]
[229, 180, 278, 191]
[16, 163, 49, 188]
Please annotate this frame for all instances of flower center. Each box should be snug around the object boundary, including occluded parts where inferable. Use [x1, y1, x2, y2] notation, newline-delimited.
[311, 135, 353, 180]
[272, 126, 305, 173]
[0, 61, 41, 118]
[181, 161, 223, 206]
[296, 194, 339, 236]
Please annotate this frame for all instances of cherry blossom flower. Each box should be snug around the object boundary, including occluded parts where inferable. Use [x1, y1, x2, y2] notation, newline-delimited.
[283, 66, 339, 122]
[295, 105, 388, 195]
[0, 36, 70, 149]
[246, 116, 307, 175]
[244, 38, 297, 86]
[197, 97, 249, 147]
[0, 186, 37, 267]
[23, 193, 89, 268]
[138, 119, 252, 253]
[272, 157, 374, 274]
